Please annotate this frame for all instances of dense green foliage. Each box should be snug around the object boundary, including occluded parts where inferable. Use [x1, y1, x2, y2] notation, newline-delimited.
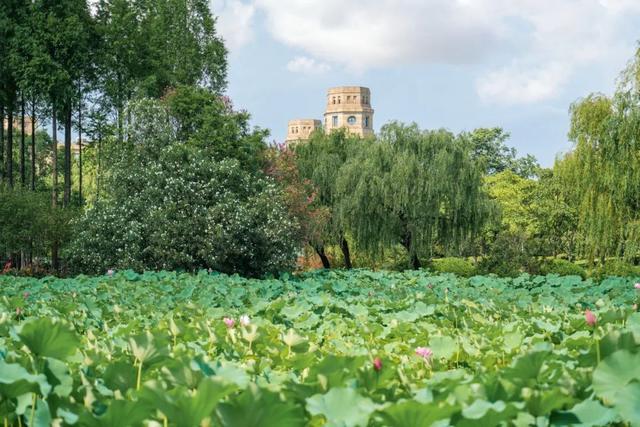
[339, 123, 489, 269]
[431, 257, 476, 277]
[562, 51, 640, 262]
[68, 95, 298, 277]
[465, 127, 539, 178]
[2, 269, 640, 425]
[295, 124, 492, 270]
[0, 188, 74, 268]
[539, 259, 587, 280]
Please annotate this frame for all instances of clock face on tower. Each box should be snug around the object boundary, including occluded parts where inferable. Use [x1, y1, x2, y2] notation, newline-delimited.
[347, 116, 357, 125]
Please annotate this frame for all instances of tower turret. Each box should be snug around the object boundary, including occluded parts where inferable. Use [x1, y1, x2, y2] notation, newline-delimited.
[323, 86, 374, 137]
[285, 119, 322, 145]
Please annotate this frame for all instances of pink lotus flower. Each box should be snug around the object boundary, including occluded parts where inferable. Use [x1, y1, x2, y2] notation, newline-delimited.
[634, 283, 640, 290]
[415, 347, 433, 360]
[239, 315, 250, 327]
[585, 309, 597, 327]
[223, 317, 235, 328]
[373, 357, 383, 372]
[107, 269, 114, 277]
[23, 292, 30, 299]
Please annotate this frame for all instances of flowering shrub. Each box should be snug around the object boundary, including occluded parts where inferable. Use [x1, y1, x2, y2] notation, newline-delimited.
[67, 98, 299, 277]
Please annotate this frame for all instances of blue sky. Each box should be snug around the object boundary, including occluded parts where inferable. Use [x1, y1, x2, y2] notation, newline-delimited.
[211, 0, 640, 166]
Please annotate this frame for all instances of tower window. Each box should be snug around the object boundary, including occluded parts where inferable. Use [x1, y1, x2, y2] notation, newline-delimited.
[365, 116, 370, 128]
[332, 97, 336, 104]
[347, 116, 357, 125]
[332, 116, 338, 127]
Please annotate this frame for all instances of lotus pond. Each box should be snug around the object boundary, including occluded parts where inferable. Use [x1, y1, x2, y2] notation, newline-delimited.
[1, 269, 640, 426]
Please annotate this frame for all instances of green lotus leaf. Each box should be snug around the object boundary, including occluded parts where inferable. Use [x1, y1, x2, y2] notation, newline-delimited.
[458, 399, 520, 427]
[212, 363, 250, 388]
[306, 387, 378, 427]
[555, 398, 618, 427]
[43, 357, 73, 397]
[376, 399, 459, 427]
[140, 378, 236, 427]
[0, 359, 51, 398]
[102, 361, 137, 393]
[128, 330, 169, 366]
[592, 350, 640, 401]
[429, 335, 458, 360]
[217, 384, 305, 427]
[78, 399, 153, 427]
[282, 328, 309, 352]
[17, 318, 80, 360]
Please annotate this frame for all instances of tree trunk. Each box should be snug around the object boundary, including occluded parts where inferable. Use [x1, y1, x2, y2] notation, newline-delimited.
[6, 106, 13, 188]
[30, 99, 36, 191]
[314, 245, 331, 269]
[411, 253, 421, 270]
[51, 108, 59, 272]
[0, 105, 4, 182]
[78, 97, 83, 205]
[20, 94, 25, 186]
[402, 231, 422, 270]
[63, 104, 72, 206]
[340, 237, 352, 269]
[96, 133, 102, 201]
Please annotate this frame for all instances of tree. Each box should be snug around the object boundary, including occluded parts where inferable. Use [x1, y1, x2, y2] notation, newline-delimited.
[95, 0, 227, 141]
[530, 167, 579, 259]
[164, 86, 266, 170]
[338, 122, 489, 269]
[484, 170, 537, 236]
[0, 188, 74, 270]
[466, 127, 540, 178]
[564, 47, 640, 262]
[68, 96, 298, 277]
[141, 0, 227, 96]
[95, 0, 152, 140]
[265, 144, 330, 268]
[0, 0, 23, 188]
[294, 130, 362, 268]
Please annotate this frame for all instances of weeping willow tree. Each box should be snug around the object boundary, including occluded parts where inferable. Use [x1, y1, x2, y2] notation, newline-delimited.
[567, 48, 640, 263]
[294, 129, 362, 268]
[337, 121, 489, 269]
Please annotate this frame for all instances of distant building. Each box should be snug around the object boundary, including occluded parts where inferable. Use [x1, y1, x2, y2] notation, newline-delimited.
[286, 86, 374, 145]
[2, 116, 34, 136]
[286, 119, 322, 144]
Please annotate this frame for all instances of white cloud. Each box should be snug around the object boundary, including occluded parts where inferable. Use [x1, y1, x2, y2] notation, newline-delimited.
[286, 56, 331, 75]
[255, 0, 504, 71]
[477, 62, 571, 104]
[245, 0, 640, 104]
[210, 0, 256, 50]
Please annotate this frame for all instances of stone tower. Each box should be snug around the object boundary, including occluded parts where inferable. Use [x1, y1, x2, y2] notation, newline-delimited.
[285, 119, 322, 145]
[323, 86, 374, 137]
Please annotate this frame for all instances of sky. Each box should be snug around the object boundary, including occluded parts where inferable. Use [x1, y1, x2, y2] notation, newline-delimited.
[210, 0, 640, 166]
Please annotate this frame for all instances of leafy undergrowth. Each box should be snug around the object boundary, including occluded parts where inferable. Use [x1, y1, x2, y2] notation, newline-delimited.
[1, 269, 640, 426]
